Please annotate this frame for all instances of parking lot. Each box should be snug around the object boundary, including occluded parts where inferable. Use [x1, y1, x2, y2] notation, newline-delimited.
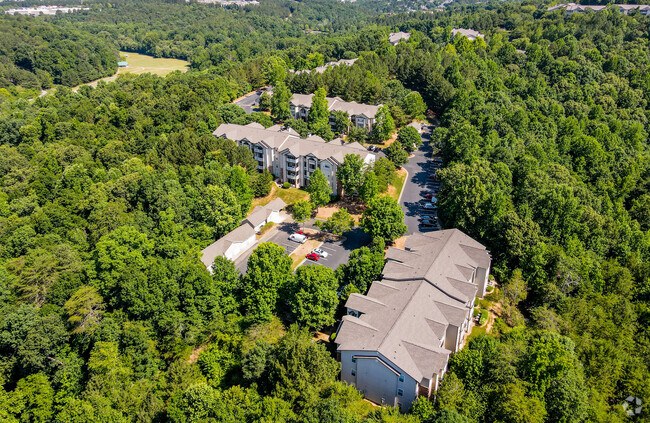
[400, 125, 443, 234]
[234, 86, 271, 114]
[234, 222, 370, 274]
[298, 227, 370, 271]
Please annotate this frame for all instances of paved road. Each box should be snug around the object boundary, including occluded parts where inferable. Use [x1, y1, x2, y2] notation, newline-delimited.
[234, 86, 271, 114]
[400, 125, 442, 235]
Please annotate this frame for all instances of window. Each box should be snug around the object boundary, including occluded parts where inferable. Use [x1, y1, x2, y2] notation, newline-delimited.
[351, 369, 356, 376]
[399, 375, 404, 382]
[351, 357, 356, 363]
[397, 389, 403, 397]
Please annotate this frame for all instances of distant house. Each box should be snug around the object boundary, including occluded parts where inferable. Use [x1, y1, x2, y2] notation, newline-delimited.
[547, 3, 650, 15]
[334, 229, 491, 411]
[243, 198, 287, 232]
[388, 32, 411, 46]
[214, 122, 375, 193]
[200, 198, 287, 270]
[117, 61, 129, 67]
[289, 94, 381, 132]
[291, 58, 358, 75]
[451, 28, 485, 41]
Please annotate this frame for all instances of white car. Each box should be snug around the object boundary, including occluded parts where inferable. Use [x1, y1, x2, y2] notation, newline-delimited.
[289, 233, 307, 243]
[312, 248, 328, 258]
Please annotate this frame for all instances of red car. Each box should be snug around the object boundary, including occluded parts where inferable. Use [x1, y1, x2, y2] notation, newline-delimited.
[306, 252, 320, 261]
[297, 230, 310, 238]
[424, 193, 433, 199]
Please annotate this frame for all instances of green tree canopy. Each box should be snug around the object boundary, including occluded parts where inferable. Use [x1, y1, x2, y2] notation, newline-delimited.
[360, 196, 407, 242]
[288, 265, 338, 329]
[307, 168, 332, 208]
[241, 243, 293, 323]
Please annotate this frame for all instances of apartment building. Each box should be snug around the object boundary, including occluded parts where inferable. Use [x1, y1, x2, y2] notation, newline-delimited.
[334, 229, 491, 411]
[213, 122, 375, 194]
[289, 94, 381, 132]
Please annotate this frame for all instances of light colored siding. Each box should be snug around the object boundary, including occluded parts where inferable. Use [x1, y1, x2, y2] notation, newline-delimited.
[340, 351, 419, 410]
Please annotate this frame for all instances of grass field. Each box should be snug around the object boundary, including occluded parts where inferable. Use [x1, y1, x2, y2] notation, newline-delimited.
[77, 52, 189, 90]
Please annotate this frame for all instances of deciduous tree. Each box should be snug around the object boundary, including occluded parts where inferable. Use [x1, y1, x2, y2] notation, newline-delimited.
[360, 196, 407, 242]
[289, 266, 338, 329]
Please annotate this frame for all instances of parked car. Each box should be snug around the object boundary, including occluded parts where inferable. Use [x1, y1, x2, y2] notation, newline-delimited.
[312, 248, 328, 258]
[306, 252, 320, 261]
[296, 230, 310, 238]
[422, 202, 437, 210]
[433, 158, 443, 164]
[289, 233, 308, 243]
[428, 174, 438, 180]
[421, 221, 436, 228]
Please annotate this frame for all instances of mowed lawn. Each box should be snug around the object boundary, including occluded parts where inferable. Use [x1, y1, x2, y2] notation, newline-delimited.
[116, 52, 189, 76]
[78, 52, 189, 90]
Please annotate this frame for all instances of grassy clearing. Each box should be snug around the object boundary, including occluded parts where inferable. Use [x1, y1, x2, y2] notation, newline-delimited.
[385, 168, 407, 201]
[117, 51, 189, 76]
[250, 184, 309, 213]
[73, 51, 189, 91]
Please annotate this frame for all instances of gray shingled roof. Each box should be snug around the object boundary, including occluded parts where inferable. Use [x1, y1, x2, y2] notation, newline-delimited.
[388, 31, 411, 44]
[214, 123, 372, 165]
[244, 198, 287, 227]
[290, 94, 381, 118]
[200, 224, 256, 267]
[335, 229, 491, 383]
[451, 28, 485, 39]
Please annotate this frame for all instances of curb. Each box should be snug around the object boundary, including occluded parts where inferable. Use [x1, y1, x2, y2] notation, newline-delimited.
[398, 167, 409, 204]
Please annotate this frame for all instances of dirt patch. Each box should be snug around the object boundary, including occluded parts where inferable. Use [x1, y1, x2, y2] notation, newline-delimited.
[188, 335, 214, 364]
[315, 198, 365, 222]
[312, 331, 331, 342]
[392, 236, 407, 250]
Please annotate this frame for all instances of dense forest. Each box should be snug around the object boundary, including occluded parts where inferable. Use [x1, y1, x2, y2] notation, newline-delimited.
[0, 0, 649, 421]
[0, 16, 117, 89]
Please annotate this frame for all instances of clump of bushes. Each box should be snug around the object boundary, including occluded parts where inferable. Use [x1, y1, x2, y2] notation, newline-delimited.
[282, 182, 291, 189]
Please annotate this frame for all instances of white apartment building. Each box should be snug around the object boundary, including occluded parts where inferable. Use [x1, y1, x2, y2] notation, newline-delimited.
[213, 122, 375, 194]
[289, 94, 381, 132]
[335, 229, 491, 411]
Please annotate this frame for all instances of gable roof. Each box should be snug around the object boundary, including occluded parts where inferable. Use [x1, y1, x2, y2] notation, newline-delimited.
[244, 198, 287, 227]
[389, 31, 411, 45]
[200, 224, 256, 267]
[451, 28, 485, 40]
[214, 123, 374, 165]
[335, 229, 491, 383]
[291, 58, 358, 75]
[290, 94, 381, 119]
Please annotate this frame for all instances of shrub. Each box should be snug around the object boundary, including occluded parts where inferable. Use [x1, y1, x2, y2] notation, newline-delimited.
[478, 310, 488, 326]
[473, 308, 480, 317]
[258, 222, 275, 236]
[282, 182, 291, 189]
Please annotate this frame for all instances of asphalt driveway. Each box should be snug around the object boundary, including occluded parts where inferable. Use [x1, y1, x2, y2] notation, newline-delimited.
[234, 86, 271, 114]
[399, 125, 443, 234]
